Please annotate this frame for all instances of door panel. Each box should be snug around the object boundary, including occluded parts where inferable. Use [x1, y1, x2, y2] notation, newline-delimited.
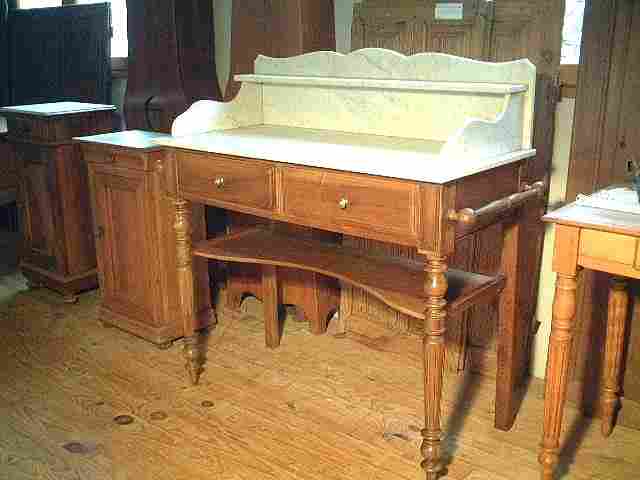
[93, 167, 160, 326]
[16, 145, 59, 271]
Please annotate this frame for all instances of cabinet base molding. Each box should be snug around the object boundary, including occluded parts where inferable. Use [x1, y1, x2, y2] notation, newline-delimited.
[21, 262, 98, 301]
[98, 304, 215, 346]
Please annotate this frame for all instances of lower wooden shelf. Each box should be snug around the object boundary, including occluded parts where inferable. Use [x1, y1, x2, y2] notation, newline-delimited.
[192, 227, 505, 319]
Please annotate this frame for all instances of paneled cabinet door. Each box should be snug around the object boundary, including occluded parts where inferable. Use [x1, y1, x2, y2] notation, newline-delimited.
[91, 166, 162, 328]
[17, 144, 60, 272]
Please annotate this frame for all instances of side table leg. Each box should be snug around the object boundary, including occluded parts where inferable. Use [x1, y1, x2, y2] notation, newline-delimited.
[539, 273, 578, 480]
[601, 276, 629, 437]
[421, 256, 448, 480]
[174, 198, 203, 385]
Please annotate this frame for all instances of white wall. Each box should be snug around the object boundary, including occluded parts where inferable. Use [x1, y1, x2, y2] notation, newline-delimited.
[213, 0, 232, 97]
[532, 98, 575, 378]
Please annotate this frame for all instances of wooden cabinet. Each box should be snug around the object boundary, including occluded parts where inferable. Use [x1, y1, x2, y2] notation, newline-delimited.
[0, 102, 116, 302]
[78, 130, 212, 346]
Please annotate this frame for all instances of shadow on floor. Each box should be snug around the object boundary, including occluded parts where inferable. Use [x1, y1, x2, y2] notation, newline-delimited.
[0, 229, 26, 304]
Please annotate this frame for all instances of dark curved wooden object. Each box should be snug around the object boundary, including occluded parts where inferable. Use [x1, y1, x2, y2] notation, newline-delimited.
[124, 0, 221, 132]
[225, 0, 335, 100]
[193, 227, 505, 320]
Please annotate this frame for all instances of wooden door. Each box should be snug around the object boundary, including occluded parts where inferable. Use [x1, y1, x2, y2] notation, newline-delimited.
[563, 0, 640, 428]
[345, 0, 564, 430]
[16, 145, 61, 273]
[351, 0, 494, 59]
[91, 166, 162, 327]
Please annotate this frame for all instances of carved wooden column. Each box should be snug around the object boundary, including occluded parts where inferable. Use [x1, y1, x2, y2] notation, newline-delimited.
[421, 256, 448, 480]
[539, 225, 581, 480]
[601, 276, 629, 437]
[539, 272, 578, 478]
[174, 198, 203, 385]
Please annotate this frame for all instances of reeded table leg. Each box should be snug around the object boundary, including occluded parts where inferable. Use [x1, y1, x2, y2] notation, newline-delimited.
[601, 276, 629, 437]
[421, 256, 448, 480]
[539, 273, 578, 480]
[174, 198, 204, 385]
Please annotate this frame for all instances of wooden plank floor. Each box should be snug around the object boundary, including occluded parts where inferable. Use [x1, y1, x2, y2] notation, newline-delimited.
[1, 283, 639, 479]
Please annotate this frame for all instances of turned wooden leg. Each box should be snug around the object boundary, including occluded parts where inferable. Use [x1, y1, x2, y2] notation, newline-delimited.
[262, 265, 281, 348]
[601, 276, 629, 437]
[421, 256, 448, 480]
[174, 198, 203, 385]
[539, 273, 578, 480]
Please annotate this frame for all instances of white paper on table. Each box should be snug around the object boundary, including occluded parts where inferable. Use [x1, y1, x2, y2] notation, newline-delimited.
[575, 187, 640, 215]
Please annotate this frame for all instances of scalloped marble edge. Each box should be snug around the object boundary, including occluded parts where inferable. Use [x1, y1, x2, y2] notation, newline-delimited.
[255, 48, 536, 148]
[171, 83, 263, 137]
[441, 94, 523, 160]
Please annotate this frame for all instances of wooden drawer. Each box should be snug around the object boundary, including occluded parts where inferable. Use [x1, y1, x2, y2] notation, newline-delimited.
[81, 145, 153, 171]
[579, 229, 640, 270]
[178, 152, 275, 212]
[281, 167, 419, 244]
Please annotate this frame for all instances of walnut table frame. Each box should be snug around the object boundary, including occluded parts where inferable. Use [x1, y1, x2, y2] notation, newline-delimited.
[160, 145, 543, 479]
[156, 49, 543, 479]
[540, 198, 640, 479]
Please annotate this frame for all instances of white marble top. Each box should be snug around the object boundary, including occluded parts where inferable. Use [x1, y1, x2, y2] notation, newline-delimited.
[156, 125, 536, 184]
[235, 74, 528, 94]
[0, 101, 116, 117]
[74, 130, 172, 150]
